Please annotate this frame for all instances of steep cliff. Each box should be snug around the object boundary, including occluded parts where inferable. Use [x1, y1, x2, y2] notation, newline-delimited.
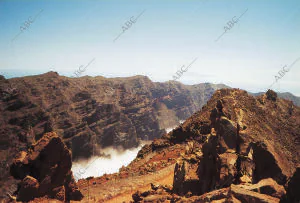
[68, 88, 299, 202]
[0, 72, 226, 198]
[130, 89, 300, 202]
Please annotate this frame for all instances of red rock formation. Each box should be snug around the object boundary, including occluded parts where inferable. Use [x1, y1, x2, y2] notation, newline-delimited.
[131, 89, 300, 203]
[1, 85, 299, 202]
[0, 73, 229, 195]
[9, 132, 83, 202]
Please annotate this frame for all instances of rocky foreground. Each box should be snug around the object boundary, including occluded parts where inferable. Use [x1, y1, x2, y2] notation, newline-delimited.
[132, 90, 300, 203]
[7, 132, 83, 202]
[131, 89, 300, 202]
[81, 89, 298, 202]
[3, 88, 300, 202]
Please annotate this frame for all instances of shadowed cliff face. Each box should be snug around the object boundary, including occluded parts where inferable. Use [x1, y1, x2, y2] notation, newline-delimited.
[0, 72, 227, 197]
[0, 73, 226, 157]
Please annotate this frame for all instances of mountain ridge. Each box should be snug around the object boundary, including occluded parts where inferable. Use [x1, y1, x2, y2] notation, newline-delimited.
[0, 72, 227, 198]
[1, 72, 299, 201]
[2, 88, 299, 202]
[82, 88, 299, 202]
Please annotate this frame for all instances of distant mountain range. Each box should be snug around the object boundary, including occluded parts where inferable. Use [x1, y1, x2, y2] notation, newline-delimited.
[0, 72, 298, 161]
[250, 91, 300, 106]
[0, 72, 227, 163]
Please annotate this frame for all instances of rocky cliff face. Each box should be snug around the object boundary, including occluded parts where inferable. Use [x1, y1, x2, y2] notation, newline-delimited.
[2, 88, 299, 202]
[0, 72, 226, 156]
[67, 88, 298, 202]
[0, 72, 226, 199]
[130, 89, 300, 202]
[1, 71, 299, 202]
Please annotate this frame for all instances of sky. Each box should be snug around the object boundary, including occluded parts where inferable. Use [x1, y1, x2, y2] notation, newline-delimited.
[0, 0, 300, 96]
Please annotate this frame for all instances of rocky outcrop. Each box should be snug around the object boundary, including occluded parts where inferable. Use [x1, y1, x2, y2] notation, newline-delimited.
[131, 89, 300, 202]
[9, 132, 83, 202]
[173, 96, 290, 196]
[38, 88, 298, 202]
[266, 89, 278, 101]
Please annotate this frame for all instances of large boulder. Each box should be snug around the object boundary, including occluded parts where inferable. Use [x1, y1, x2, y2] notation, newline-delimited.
[10, 132, 83, 201]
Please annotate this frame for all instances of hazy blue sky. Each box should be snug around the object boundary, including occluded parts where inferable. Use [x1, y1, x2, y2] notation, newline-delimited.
[0, 0, 300, 95]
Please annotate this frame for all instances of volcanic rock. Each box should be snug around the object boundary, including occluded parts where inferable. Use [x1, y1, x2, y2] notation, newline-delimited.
[131, 88, 300, 202]
[9, 132, 83, 201]
[0, 74, 230, 194]
[2, 73, 299, 196]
